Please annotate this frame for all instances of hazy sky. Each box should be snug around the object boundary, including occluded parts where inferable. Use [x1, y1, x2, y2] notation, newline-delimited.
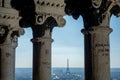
[16, 15, 120, 68]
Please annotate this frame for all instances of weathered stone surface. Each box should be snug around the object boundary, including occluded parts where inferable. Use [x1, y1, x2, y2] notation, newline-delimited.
[65, 0, 120, 80]
[31, 15, 61, 80]
[31, 24, 54, 80]
[0, 7, 24, 80]
[11, 0, 66, 28]
[82, 27, 112, 80]
[11, 0, 66, 80]
[0, 0, 119, 80]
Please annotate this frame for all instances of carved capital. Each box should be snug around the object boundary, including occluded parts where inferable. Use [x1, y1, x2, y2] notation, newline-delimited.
[0, 7, 24, 48]
[11, 0, 66, 28]
[35, 0, 65, 16]
[65, 0, 120, 28]
[34, 0, 66, 27]
[0, 24, 24, 48]
[92, 0, 102, 8]
[36, 13, 66, 27]
[32, 16, 57, 38]
[31, 0, 66, 38]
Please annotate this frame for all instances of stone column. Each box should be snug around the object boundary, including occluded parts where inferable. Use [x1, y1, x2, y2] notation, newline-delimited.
[10, 0, 66, 79]
[82, 27, 112, 80]
[29, 0, 66, 79]
[0, 7, 24, 80]
[31, 22, 55, 80]
[31, 13, 65, 80]
[65, 0, 120, 80]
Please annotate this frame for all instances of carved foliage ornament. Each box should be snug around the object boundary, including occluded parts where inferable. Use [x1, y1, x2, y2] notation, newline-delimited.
[65, 0, 120, 27]
[0, 27, 5, 36]
[92, 0, 102, 8]
[113, 0, 120, 17]
[0, 25, 9, 44]
[36, 13, 66, 27]
[0, 25, 24, 46]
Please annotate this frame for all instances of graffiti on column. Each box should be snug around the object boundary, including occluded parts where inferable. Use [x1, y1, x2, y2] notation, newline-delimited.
[92, 33, 110, 56]
[95, 43, 109, 55]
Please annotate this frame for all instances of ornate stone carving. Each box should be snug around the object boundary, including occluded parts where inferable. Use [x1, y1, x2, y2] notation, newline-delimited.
[65, 0, 120, 28]
[99, 0, 115, 26]
[11, 0, 66, 28]
[0, 24, 24, 47]
[0, 26, 6, 36]
[0, 7, 24, 47]
[35, 0, 65, 15]
[34, 0, 66, 27]
[36, 13, 66, 27]
[32, 16, 57, 38]
[112, 0, 120, 17]
[92, 0, 102, 8]
[99, 0, 120, 26]
[0, 6, 25, 80]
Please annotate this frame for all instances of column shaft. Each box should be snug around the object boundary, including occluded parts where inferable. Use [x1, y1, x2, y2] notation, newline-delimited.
[82, 27, 112, 80]
[32, 29, 53, 80]
[0, 45, 15, 80]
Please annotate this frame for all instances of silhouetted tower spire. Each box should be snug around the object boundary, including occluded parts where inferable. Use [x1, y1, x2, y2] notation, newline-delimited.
[66, 59, 70, 74]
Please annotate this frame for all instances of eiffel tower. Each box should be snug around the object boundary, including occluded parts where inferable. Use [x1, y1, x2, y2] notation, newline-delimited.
[66, 59, 71, 75]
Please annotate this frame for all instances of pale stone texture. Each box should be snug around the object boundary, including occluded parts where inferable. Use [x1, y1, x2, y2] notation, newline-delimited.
[82, 27, 112, 80]
[0, 0, 11, 8]
[34, 0, 66, 26]
[0, 44, 16, 80]
[0, 7, 24, 80]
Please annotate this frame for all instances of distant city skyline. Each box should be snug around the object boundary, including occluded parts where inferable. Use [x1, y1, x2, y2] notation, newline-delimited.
[16, 15, 120, 68]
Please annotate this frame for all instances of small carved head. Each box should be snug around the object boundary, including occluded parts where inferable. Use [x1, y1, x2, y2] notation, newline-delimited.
[0, 25, 9, 44]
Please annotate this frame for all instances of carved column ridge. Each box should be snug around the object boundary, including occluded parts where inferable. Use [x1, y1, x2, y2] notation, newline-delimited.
[31, 37, 54, 43]
[82, 27, 113, 34]
[35, 0, 65, 15]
